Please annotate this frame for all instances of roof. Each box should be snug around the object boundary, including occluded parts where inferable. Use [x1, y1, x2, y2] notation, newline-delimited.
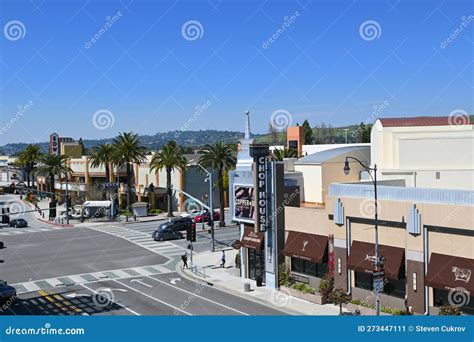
[378, 115, 473, 127]
[295, 145, 370, 165]
[83, 201, 111, 207]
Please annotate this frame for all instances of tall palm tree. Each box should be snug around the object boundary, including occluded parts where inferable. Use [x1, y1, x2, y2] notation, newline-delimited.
[112, 132, 147, 211]
[150, 141, 188, 217]
[89, 143, 114, 198]
[199, 142, 236, 227]
[16, 144, 43, 187]
[272, 147, 297, 161]
[34, 154, 72, 199]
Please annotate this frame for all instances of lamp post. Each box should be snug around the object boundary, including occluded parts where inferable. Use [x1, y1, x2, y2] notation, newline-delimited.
[343, 156, 382, 316]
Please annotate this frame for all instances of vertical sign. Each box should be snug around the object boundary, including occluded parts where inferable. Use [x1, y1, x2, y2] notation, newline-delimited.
[50, 133, 60, 156]
[250, 144, 269, 232]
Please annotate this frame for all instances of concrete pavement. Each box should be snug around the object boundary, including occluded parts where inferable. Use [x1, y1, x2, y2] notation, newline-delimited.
[178, 249, 344, 316]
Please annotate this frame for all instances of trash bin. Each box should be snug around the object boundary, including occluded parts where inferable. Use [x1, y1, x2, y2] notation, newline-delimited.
[244, 283, 251, 292]
[256, 276, 263, 287]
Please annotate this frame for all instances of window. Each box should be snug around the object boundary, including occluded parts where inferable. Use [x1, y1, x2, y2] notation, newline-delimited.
[291, 258, 328, 278]
[434, 288, 474, 314]
[354, 272, 406, 298]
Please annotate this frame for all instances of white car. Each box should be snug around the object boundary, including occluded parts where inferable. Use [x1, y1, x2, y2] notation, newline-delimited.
[180, 210, 204, 219]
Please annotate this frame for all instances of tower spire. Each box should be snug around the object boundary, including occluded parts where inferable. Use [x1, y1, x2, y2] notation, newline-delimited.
[244, 111, 250, 139]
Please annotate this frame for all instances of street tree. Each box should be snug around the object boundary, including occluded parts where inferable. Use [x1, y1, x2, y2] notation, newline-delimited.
[16, 144, 43, 187]
[89, 143, 115, 199]
[302, 119, 314, 144]
[150, 140, 188, 217]
[112, 132, 147, 212]
[198, 142, 236, 227]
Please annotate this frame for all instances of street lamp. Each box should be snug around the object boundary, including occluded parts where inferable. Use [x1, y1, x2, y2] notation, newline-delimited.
[188, 161, 215, 253]
[343, 156, 382, 316]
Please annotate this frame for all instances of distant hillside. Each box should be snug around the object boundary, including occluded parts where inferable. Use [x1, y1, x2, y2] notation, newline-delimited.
[0, 130, 260, 156]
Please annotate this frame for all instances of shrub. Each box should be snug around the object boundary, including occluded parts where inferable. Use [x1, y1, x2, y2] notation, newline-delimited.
[290, 282, 315, 294]
[439, 305, 462, 316]
[148, 209, 162, 215]
[381, 306, 407, 315]
[278, 264, 290, 286]
[318, 278, 334, 303]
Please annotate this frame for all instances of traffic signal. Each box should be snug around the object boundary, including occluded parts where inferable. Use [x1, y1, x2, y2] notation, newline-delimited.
[186, 222, 196, 242]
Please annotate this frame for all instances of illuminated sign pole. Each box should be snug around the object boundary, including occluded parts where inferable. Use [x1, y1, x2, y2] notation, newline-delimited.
[250, 144, 270, 233]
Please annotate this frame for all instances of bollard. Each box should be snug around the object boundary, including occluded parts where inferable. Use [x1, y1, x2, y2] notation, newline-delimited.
[244, 283, 251, 292]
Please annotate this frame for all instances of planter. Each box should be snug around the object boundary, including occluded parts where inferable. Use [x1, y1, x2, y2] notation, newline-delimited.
[281, 286, 327, 305]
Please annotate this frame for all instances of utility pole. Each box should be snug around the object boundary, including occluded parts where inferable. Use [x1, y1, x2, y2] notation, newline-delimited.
[65, 172, 69, 225]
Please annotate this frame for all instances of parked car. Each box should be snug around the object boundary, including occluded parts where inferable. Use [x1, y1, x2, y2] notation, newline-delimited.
[9, 219, 28, 228]
[194, 210, 220, 223]
[152, 227, 184, 241]
[0, 280, 16, 303]
[158, 217, 195, 232]
[180, 209, 203, 219]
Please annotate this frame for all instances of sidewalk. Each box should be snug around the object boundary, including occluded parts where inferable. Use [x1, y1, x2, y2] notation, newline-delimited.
[23, 198, 74, 228]
[177, 249, 344, 316]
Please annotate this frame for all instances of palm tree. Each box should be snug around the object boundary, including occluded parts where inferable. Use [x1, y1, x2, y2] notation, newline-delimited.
[89, 143, 114, 198]
[16, 144, 43, 187]
[112, 132, 147, 211]
[198, 142, 236, 227]
[272, 147, 297, 161]
[150, 141, 188, 217]
[35, 154, 72, 199]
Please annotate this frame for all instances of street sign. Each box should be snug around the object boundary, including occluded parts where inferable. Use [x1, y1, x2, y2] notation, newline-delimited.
[103, 182, 120, 189]
[372, 270, 385, 278]
[373, 277, 384, 292]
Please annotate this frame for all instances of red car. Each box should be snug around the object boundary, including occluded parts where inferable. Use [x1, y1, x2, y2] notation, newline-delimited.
[194, 211, 220, 223]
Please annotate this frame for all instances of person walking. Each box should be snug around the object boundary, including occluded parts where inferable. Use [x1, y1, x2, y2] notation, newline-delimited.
[220, 250, 226, 268]
[181, 253, 189, 269]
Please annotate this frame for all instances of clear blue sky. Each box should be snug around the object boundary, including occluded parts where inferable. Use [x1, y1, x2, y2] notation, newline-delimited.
[0, 0, 472, 144]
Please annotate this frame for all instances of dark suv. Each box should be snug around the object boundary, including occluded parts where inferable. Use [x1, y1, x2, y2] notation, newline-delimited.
[152, 228, 183, 241]
[158, 217, 195, 232]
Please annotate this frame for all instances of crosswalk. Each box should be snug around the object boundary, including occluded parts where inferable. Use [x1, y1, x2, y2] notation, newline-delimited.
[86, 224, 187, 267]
[12, 264, 173, 295]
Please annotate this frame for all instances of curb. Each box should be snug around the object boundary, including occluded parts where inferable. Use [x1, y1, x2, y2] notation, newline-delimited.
[22, 200, 74, 228]
[175, 260, 299, 316]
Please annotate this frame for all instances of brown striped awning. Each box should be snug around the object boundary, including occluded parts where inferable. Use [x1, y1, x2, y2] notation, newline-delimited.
[426, 253, 474, 293]
[283, 231, 328, 263]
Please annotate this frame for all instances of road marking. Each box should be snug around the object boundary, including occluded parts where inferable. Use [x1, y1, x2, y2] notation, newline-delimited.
[113, 279, 192, 316]
[145, 276, 249, 316]
[169, 278, 182, 285]
[130, 279, 152, 288]
[80, 283, 140, 316]
[38, 290, 86, 316]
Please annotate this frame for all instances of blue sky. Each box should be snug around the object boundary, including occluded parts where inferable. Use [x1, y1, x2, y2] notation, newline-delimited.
[0, 0, 473, 144]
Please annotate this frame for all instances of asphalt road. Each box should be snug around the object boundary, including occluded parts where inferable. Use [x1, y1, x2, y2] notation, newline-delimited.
[0, 197, 287, 316]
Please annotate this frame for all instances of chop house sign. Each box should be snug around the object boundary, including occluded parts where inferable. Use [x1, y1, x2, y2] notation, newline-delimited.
[250, 145, 270, 232]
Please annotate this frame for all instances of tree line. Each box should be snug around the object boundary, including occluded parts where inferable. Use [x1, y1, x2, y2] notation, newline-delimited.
[14, 132, 236, 227]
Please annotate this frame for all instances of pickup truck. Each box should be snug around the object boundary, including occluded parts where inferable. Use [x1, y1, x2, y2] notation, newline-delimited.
[0, 280, 17, 303]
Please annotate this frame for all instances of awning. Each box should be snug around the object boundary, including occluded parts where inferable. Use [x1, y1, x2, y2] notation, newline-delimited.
[426, 253, 474, 293]
[347, 241, 405, 279]
[83, 201, 111, 208]
[283, 231, 328, 263]
[241, 226, 264, 250]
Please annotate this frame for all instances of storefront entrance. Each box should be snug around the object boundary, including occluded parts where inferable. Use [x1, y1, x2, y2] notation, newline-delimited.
[248, 248, 265, 282]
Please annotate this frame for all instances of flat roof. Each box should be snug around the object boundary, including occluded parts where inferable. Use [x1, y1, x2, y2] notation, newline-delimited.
[295, 145, 370, 164]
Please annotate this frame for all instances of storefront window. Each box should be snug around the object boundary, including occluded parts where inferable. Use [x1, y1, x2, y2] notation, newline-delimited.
[291, 258, 328, 278]
[434, 288, 474, 314]
[354, 272, 406, 298]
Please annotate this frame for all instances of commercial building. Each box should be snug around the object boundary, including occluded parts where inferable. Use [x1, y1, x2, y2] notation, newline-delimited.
[282, 115, 474, 315]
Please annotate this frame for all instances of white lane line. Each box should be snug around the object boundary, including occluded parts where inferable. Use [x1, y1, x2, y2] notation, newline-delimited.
[113, 279, 192, 316]
[145, 276, 249, 316]
[80, 283, 141, 316]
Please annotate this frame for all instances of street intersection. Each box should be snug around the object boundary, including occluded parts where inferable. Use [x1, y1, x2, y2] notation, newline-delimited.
[0, 196, 287, 316]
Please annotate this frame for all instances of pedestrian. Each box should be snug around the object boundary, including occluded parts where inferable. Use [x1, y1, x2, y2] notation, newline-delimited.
[220, 250, 226, 268]
[181, 253, 188, 269]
